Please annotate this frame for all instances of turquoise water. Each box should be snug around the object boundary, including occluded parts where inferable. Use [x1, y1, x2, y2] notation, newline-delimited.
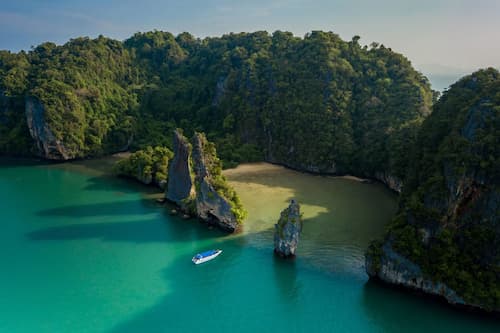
[0, 160, 498, 332]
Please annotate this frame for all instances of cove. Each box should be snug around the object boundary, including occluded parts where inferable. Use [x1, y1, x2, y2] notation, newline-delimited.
[0, 159, 498, 332]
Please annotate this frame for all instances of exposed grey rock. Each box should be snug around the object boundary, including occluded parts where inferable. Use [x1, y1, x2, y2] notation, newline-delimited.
[374, 172, 402, 193]
[212, 76, 227, 107]
[274, 199, 302, 257]
[165, 130, 195, 210]
[192, 133, 238, 232]
[461, 99, 494, 141]
[365, 242, 478, 309]
[366, 79, 500, 313]
[25, 97, 70, 160]
[165, 130, 241, 232]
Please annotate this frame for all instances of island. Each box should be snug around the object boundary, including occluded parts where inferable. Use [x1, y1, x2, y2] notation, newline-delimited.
[274, 199, 303, 257]
[366, 69, 499, 313]
[0, 30, 497, 313]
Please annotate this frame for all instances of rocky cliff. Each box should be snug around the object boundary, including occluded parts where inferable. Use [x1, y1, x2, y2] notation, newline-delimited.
[165, 130, 246, 232]
[192, 133, 240, 232]
[374, 172, 403, 193]
[366, 68, 500, 313]
[274, 199, 303, 257]
[25, 97, 70, 160]
[165, 130, 196, 210]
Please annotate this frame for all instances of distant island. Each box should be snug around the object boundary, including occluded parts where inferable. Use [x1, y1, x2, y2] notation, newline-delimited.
[0, 30, 497, 313]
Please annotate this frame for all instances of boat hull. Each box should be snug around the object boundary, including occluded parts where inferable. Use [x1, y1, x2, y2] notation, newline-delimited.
[192, 250, 222, 264]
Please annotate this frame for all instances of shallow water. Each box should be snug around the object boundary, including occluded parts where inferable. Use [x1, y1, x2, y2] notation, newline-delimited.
[0, 159, 497, 332]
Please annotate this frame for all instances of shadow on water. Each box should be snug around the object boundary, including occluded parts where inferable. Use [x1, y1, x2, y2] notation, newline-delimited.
[272, 255, 300, 302]
[36, 199, 164, 218]
[0, 157, 50, 169]
[82, 175, 163, 195]
[28, 207, 228, 244]
[361, 280, 500, 333]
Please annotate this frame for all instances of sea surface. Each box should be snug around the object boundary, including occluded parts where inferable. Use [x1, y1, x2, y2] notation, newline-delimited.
[0, 159, 498, 332]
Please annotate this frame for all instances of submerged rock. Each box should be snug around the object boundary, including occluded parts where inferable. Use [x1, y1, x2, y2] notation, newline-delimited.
[274, 199, 302, 257]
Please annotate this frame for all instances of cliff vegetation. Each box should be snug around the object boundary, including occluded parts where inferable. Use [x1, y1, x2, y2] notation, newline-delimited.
[0, 31, 434, 188]
[367, 68, 499, 312]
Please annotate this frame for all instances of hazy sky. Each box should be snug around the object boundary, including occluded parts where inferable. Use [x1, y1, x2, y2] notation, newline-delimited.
[1, 0, 499, 77]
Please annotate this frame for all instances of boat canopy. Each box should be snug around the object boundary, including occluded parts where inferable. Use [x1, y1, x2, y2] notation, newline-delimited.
[198, 250, 218, 258]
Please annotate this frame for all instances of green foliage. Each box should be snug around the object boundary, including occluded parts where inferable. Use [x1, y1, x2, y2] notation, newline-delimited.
[1, 31, 432, 176]
[0, 50, 30, 96]
[1, 37, 139, 157]
[196, 132, 247, 223]
[130, 30, 433, 177]
[113, 146, 173, 187]
[372, 68, 500, 311]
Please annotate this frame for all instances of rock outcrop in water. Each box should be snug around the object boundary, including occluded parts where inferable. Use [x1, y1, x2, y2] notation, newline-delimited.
[165, 130, 246, 232]
[166, 129, 196, 210]
[274, 199, 302, 257]
[365, 241, 470, 307]
[366, 69, 500, 313]
[192, 133, 240, 232]
[25, 97, 70, 160]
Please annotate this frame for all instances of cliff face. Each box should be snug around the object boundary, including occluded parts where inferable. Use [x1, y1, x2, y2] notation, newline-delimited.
[165, 130, 195, 209]
[192, 133, 239, 232]
[25, 97, 71, 160]
[366, 68, 500, 313]
[274, 199, 302, 257]
[374, 172, 402, 193]
[165, 130, 245, 232]
[365, 241, 469, 306]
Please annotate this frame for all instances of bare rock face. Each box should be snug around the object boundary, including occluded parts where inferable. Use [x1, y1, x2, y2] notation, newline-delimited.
[165, 130, 242, 232]
[165, 130, 195, 210]
[192, 133, 238, 232]
[365, 242, 469, 308]
[374, 172, 403, 193]
[274, 199, 302, 257]
[25, 97, 70, 160]
[366, 70, 500, 313]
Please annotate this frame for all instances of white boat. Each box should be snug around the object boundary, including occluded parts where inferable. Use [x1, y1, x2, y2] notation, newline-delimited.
[192, 249, 222, 264]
